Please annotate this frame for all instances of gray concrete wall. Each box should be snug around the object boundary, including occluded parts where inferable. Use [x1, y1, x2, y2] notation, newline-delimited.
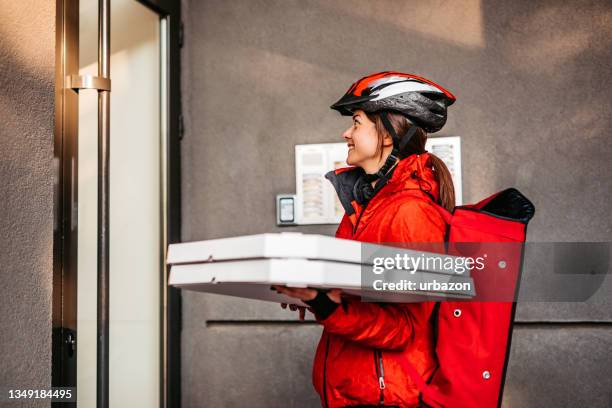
[181, 0, 612, 406]
[0, 1, 55, 407]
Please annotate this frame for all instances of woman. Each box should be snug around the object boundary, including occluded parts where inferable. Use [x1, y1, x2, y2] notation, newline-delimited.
[274, 71, 456, 408]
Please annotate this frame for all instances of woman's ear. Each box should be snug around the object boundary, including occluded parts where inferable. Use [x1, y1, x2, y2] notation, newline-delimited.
[382, 133, 394, 147]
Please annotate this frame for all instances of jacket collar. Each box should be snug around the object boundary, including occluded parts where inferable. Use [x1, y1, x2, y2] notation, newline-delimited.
[325, 153, 440, 223]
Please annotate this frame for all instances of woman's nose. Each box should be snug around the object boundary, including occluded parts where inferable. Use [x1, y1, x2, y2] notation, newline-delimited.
[342, 127, 352, 141]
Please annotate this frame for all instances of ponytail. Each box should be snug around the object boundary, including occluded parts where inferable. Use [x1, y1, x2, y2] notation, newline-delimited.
[427, 153, 456, 212]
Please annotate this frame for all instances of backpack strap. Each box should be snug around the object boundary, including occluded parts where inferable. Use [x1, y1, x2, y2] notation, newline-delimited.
[394, 200, 449, 407]
[396, 352, 445, 408]
[429, 201, 453, 225]
[394, 302, 446, 407]
[398, 195, 452, 406]
[430, 301, 441, 350]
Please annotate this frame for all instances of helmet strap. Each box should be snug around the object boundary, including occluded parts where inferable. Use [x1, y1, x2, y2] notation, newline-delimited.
[369, 111, 419, 180]
[375, 148, 399, 179]
[379, 111, 419, 152]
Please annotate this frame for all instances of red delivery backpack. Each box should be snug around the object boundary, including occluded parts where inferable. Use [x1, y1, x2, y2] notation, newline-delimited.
[398, 188, 535, 408]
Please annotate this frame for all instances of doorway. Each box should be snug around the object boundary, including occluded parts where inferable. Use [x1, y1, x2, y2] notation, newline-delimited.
[53, 0, 181, 406]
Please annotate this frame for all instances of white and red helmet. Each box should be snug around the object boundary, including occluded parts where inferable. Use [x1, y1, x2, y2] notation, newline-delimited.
[330, 71, 456, 133]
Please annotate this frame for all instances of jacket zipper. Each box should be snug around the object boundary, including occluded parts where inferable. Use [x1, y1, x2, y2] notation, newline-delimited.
[374, 349, 385, 405]
[323, 335, 330, 408]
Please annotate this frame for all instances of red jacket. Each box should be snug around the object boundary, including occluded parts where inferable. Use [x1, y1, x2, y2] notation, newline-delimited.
[312, 153, 446, 408]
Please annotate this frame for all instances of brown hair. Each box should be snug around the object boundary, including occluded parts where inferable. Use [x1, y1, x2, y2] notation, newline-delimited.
[365, 111, 456, 212]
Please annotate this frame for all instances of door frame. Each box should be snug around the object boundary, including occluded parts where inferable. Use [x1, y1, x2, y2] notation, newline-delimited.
[52, 0, 182, 406]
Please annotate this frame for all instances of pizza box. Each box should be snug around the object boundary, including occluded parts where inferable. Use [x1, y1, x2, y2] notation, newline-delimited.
[167, 233, 475, 305]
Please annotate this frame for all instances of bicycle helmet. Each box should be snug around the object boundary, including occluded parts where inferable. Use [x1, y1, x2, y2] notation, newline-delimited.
[330, 71, 456, 133]
[330, 71, 456, 188]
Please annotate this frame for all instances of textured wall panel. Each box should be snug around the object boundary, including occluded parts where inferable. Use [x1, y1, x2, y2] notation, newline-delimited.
[503, 325, 612, 407]
[181, 0, 612, 406]
[182, 324, 322, 408]
[0, 1, 55, 406]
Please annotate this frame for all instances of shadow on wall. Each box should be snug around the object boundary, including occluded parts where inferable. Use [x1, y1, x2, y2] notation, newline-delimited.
[184, 0, 612, 241]
[0, 11, 55, 263]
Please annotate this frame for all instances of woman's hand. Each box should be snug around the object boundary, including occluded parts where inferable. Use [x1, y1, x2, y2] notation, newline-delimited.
[271, 285, 342, 311]
[272, 285, 318, 301]
[279, 303, 311, 321]
[272, 286, 342, 303]
[273, 285, 343, 320]
[271, 285, 317, 321]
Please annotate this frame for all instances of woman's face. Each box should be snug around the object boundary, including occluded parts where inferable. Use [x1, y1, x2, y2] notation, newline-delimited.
[343, 109, 384, 171]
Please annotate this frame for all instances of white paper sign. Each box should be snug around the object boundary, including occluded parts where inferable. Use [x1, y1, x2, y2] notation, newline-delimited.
[295, 143, 349, 224]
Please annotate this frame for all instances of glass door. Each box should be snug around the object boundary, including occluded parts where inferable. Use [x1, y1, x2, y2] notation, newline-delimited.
[77, 0, 164, 406]
[54, 0, 174, 406]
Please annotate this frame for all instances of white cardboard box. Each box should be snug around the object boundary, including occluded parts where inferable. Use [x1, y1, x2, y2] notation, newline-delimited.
[167, 233, 474, 305]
